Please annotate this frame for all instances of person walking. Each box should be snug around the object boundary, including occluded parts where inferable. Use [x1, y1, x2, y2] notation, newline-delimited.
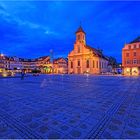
[21, 70, 25, 80]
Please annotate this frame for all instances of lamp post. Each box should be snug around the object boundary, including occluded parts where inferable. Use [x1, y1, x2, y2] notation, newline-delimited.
[50, 49, 54, 74]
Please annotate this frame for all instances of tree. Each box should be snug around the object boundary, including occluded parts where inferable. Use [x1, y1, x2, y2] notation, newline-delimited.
[108, 56, 118, 70]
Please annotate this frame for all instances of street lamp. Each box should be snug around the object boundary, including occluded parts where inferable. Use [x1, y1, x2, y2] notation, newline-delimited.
[0, 53, 4, 57]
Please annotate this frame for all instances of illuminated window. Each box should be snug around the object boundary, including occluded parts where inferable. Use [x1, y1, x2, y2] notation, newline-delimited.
[86, 60, 89, 68]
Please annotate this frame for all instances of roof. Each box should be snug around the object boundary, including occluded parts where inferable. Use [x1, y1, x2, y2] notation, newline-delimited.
[85, 45, 107, 60]
[53, 57, 68, 63]
[36, 56, 49, 61]
[75, 26, 85, 34]
[129, 36, 140, 44]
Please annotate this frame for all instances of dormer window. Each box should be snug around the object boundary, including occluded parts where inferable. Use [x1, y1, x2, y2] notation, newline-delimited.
[128, 45, 131, 49]
[134, 44, 136, 49]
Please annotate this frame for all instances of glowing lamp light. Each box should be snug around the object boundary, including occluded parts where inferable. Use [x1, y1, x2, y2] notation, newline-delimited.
[126, 68, 130, 72]
[0, 53, 4, 57]
[2, 72, 7, 77]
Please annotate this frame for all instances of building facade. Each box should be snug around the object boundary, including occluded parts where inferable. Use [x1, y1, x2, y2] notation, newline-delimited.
[22, 59, 37, 72]
[8, 57, 23, 71]
[36, 56, 52, 73]
[122, 37, 140, 76]
[53, 58, 68, 74]
[0, 54, 68, 74]
[68, 26, 109, 74]
[0, 54, 9, 72]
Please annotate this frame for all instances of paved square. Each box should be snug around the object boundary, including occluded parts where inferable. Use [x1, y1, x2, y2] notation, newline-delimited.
[0, 75, 140, 139]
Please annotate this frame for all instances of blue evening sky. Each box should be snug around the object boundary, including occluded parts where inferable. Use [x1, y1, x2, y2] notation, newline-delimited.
[0, 1, 140, 62]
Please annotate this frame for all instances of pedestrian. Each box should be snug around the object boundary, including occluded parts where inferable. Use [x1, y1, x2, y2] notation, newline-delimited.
[21, 70, 25, 80]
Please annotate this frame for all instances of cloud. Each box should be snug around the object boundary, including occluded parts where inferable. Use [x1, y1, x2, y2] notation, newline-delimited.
[0, 1, 140, 62]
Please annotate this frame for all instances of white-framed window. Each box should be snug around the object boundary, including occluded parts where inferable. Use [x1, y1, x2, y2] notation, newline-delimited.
[133, 59, 137, 64]
[133, 52, 136, 57]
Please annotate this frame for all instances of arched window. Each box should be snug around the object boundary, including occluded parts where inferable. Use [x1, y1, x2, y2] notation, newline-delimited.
[78, 60, 80, 66]
[86, 60, 89, 68]
[78, 46, 80, 53]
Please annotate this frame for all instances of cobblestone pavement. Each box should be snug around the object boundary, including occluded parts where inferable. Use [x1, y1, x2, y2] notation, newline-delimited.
[0, 75, 140, 139]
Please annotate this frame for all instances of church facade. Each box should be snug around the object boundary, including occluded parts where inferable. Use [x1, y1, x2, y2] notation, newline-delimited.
[68, 26, 109, 74]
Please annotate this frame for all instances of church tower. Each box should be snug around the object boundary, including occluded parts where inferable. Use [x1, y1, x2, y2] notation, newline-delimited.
[75, 26, 86, 45]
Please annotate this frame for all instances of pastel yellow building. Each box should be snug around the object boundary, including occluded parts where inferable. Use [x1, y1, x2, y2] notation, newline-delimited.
[68, 26, 109, 74]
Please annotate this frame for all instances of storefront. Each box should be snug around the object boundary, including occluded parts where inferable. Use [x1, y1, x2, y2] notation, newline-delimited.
[123, 67, 131, 76]
[44, 66, 53, 74]
[132, 67, 139, 76]
[123, 67, 140, 76]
